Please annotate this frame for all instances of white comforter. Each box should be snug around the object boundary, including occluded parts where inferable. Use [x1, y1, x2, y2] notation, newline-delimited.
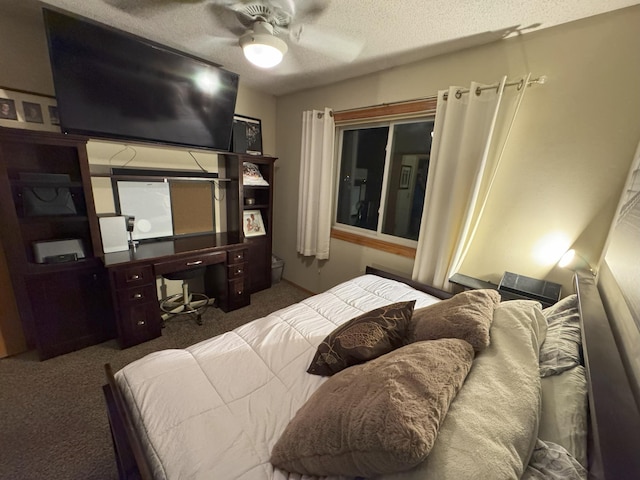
[116, 274, 545, 480]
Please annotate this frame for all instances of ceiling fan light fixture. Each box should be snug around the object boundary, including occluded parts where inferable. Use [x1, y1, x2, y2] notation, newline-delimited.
[240, 22, 288, 69]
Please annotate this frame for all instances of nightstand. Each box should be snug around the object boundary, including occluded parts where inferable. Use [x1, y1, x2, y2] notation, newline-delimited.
[449, 272, 560, 308]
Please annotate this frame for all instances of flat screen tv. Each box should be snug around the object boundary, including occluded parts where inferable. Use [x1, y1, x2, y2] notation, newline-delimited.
[43, 8, 239, 151]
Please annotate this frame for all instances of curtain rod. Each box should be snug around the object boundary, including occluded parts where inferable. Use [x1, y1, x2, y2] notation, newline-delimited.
[334, 75, 546, 114]
[443, 75, 547, 100]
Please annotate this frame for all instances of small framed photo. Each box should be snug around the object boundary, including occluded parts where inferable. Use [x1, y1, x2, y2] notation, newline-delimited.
[232, 114, 263, 155]
[23, 101, 44, 124]
[0, 88, 58, 131]
[243, 209, 266, 237]
[0, 97, 18, 120]
[399, 165, 412, 189]
[48, 105, 60, 125]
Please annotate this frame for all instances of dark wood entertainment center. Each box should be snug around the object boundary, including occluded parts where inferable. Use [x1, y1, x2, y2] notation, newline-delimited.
[0, 126, 276, 359]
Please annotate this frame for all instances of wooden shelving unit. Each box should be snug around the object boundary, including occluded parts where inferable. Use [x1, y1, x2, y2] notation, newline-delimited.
[0, 126, 116, 359]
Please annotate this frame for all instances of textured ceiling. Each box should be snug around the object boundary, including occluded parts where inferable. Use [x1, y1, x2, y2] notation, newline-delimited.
[7, 0, 640, 96]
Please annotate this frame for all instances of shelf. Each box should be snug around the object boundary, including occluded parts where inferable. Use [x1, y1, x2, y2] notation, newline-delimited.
[243, 184, 270, 189]
[243, 204, 269, 210]
[91, 173, 232, 183]
[11, 180, 83, 188]
[19, 215, 89, 223]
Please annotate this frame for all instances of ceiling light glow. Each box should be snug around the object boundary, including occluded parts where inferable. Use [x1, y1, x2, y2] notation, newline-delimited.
[239, 22, 288, 69]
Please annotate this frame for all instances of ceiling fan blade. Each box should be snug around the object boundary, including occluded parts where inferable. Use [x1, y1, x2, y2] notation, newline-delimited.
[101, 0, 205, 15]
[206, 2, 249, 36]
[185, 35, 238, 50]
[289, 23, 364, 63]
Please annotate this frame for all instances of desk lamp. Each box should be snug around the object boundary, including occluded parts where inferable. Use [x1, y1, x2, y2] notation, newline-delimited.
[126, 215, 138, 250]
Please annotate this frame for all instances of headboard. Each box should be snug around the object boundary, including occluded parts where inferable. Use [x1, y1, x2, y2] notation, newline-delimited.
[585, 182, 640, 479]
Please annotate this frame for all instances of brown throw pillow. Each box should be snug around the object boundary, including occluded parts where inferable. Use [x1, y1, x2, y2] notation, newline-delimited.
[409, 289, 500, 351]
[307, 300, 416, 376]
[272, 339, 475, 477]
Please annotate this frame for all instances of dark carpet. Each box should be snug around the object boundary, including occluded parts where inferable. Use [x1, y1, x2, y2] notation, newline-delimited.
[0, 281, 311, 480]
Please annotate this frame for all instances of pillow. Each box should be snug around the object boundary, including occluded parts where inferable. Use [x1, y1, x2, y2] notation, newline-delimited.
[408, 289, 500, 351]
[539, 294, 582, 377]
[307, 300, 415, 376]
[272, 339, 475, 477]
[539, 365, 588, 467]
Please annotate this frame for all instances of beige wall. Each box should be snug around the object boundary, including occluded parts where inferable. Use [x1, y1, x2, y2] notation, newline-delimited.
[274, 6, 640, 294]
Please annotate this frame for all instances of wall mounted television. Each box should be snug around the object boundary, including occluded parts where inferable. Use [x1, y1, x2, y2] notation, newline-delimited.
[43, 8, 239, 151]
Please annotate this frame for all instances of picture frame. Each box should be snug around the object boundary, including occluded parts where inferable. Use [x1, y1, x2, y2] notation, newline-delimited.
[23, 101, 44, 124]
[0, 87, 60, 132]
[232, 114, 263, 155]
[243, 209, 266, 237]
[399, 165, 412, 189]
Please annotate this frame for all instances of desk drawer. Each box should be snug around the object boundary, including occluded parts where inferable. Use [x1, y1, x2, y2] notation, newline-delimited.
[154, 251, 226, 276]
[227, 248, 247, 265]
[228, 277, 249, 309]
[113, 265, 154, 289]
[117, 284, 157, 306]
[227, 262, 246, 279]
[117, 302, 162, 349]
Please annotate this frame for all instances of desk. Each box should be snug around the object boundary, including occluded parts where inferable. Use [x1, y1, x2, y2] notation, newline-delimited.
[103, 232, 248, 348]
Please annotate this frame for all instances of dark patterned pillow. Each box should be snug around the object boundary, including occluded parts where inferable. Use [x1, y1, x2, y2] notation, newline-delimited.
[307, 300, 416, 376]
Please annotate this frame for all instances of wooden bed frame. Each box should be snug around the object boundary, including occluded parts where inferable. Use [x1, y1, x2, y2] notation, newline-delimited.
[103, 266, 640, 480]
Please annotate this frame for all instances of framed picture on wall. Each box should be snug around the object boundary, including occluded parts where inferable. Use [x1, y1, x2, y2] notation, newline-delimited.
[243, 209, 266, 237]
[23, 101, 44, 123]
[0, 97, 18, 120]
[0, 87, 60, 132]
[232, 114, 263, 155]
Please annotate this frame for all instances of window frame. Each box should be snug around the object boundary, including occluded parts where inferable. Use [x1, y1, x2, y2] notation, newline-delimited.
[330, 97, 437, 257]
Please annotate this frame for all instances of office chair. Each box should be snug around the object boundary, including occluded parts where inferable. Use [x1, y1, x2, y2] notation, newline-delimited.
[160, 267, 211, 325]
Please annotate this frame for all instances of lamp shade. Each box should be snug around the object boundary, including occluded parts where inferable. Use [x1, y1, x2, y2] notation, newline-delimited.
[239, 22, 288, 69]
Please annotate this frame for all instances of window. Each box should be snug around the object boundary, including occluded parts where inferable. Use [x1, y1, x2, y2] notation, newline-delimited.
[335, 118, 435, 243]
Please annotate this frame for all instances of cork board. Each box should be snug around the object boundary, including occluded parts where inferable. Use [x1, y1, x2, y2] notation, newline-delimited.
[170, 182, 214, 235]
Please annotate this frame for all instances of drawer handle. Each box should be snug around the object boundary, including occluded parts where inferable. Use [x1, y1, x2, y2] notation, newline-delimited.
[186, 260, 203, 266]
[130, 274, 140, 280]
[132, 293, 143, 299]
[237, 290, 243, 296]
[137, 320, 146, 326]
[236, 268, 243, 274]
[235, 254, 243, 260]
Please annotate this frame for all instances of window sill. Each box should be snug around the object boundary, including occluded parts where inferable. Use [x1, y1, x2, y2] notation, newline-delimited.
[330, 228, 416, 259]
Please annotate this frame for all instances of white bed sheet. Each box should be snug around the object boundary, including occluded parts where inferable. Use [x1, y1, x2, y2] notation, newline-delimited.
[115, 274, 442, 480]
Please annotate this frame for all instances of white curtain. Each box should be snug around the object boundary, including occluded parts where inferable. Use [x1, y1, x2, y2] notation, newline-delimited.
[412, 75, 530, 289]
[297, 108, 335, 260]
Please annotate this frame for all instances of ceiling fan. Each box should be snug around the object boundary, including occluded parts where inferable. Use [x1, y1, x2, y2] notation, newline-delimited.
[209, 0, 364, 68]
[103, 0, 363, 68]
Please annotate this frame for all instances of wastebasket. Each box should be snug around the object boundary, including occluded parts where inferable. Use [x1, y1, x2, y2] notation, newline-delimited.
[271, 255, 284, 284]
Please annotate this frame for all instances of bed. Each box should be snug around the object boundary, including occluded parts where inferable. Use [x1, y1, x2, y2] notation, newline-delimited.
[103, 265, 640, 480]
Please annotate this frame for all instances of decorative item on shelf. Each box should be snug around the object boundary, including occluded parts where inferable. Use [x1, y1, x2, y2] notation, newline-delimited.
[243, 209, 266, 237]
[232, 115, 263, 155]
[0, 87, 60, 132]
[243, 162, 269, 186]
[558, 249, 597, 276]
